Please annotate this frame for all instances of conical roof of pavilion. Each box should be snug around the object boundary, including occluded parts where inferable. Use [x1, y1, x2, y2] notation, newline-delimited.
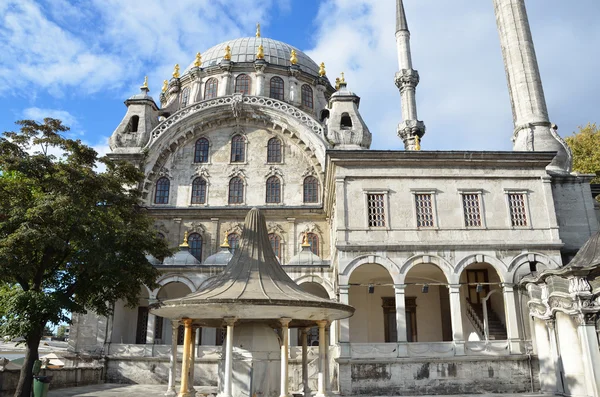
[151, 208, 354, 328]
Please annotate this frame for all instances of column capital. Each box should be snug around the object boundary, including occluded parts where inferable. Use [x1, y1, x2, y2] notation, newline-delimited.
[394, 284, 407, 292]
[339, 285, 350, 293]
[315, 320, 329, 327]
[172, 321, 180, 330]
[448, 284, 462, 293]
[280, 317, 292, 327]
[573, 312, 598, 327]
[502, 283, 516, 292]
[394, 69, 420, 89]
[223, 317, 237, 327]
[300, 327, 309, 335]
[182, 318, 193, 327]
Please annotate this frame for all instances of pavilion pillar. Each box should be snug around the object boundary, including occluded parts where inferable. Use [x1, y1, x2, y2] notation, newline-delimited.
[223, 317, 237, 397]
[575, 314, 600, 397]
[394, 284, 407, 342]
[187, 328, 197, 396]
[316, 320, 328, 397]
[280, 318, 292, 397]
[448, 285, 465, 355]
[146, 313, 156, 345]
[178, 318, 193, 397]
[300, 328, 310, 397]
[166, 321, 179, 396]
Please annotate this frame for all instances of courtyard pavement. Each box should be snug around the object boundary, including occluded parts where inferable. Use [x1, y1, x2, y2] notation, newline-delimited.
[48, 385, 551, 397]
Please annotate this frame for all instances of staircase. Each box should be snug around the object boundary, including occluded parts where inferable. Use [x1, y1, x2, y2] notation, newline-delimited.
[470, 302, 508, 340]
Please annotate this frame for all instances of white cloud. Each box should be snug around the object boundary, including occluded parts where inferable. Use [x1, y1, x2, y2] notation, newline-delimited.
[22, 107, 78, 128]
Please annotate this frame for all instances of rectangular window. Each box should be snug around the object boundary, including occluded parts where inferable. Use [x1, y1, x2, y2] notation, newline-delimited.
[367, 194, 386, 227]
[508, 193, 528, 227]
[462, 193, 482, 227]
[415, 194, 434, 228]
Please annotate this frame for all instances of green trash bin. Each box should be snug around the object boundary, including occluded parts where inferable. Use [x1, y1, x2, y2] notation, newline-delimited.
[33, 376, 52, 397]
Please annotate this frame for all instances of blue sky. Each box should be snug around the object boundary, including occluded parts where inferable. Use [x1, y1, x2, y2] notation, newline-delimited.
[1, 0, 599, 156]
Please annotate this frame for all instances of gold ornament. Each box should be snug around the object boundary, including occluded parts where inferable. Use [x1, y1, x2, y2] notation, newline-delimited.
[224, 45, 232, 61]
[340, 72, 346, 83]
[290, 49, 298, 65]
[221, 232, 230, 248]
[301, 233, 311, 248]
[162, 80, 168, 93]
[180, 231, 189, 248]
[318, 62, 326, 77]
[141, 76, 148, 89]
[414, 135, 421, 151]
[172, 64, 180, 79]
[335, 77, 340, 90]
[256, 23, 261, 38]
[256, 44, 265, 60]
[194, 52, 202, 67]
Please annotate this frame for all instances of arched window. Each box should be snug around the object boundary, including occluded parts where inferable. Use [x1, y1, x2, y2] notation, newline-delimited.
[194, 138, 209, 163]
[320, 109, 330, 122]
[266, 176, 281, 204]
[230, 135, 245, 163]
[129, 115, 139, 133]
[341, 113, 353, 128]
[181, 87, 190, 107]
[228, 177, 244, 204]
[307, 233, 319, 256]
[269, 233, 281, 260]
[204, 78, 218, 99]
[191, 178, 207, 204]
[228, 233, 240, 254]
[155, 177, 170, 204]
[301, 84, 313, 109]
[267, 137, 282, 163]
[188, 233, 202, 261]
[234, 74, 251, 95]
[303, 176, 319, 203]
[269, 77, 284, 101]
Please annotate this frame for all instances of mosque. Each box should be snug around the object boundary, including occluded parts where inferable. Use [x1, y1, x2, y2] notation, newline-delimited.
[68, 0, 600, 396]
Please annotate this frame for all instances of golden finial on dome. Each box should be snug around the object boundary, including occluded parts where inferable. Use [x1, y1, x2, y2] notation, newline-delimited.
[335, 77, 340, 90]
[220, 232, 231, 248]
[172, 64, 180, 79]
[290, 49, 298, 65]
[224, 45, 232, 61]
[301, 233, 311, 248]
[141, 76, 148, 90]
[256, 44, 265, 60]
[414, 135, 421, 151]
[340, 72, 346, 83]
[256, 23, 261, 38]
[319, 62, 326, 77]
[180, 231, 189, 248]
[162, 80, 168, 93]
[194, 52, 202, 67]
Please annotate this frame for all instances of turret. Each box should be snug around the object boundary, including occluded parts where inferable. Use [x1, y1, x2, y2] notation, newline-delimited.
[395, 0, 425, 150]
[493, 0, 571, 173]
[109, 77, 160, 152]
[325, 74, 371, 150]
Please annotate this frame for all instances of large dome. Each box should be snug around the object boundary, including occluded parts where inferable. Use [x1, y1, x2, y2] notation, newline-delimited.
[185, 37, 321, 76]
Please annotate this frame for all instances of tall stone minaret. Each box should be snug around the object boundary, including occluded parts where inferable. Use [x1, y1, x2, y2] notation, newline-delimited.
[395, 0, 425, 150]
[493, 0, 571, 172]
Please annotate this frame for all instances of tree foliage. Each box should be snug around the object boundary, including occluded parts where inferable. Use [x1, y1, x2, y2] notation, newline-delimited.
[0, 118, 170, 396]
[565, 123, 600, 184]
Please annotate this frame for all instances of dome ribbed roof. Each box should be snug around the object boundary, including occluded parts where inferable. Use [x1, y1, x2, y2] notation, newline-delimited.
[185, 37, 320, 76]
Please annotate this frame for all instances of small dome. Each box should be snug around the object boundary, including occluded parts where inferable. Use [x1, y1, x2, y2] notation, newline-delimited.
[126, 87, 156, 103]
[162, 246, 200, 266]
[286, 245, 323, 266]
[185, 37, 320, 76]
[203, 247, 233, 266]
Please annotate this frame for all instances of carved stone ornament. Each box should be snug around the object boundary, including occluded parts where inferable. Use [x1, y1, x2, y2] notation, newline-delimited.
[228, 166, 247, 179]
[268, 223, 285, 236]
[155, 222, 170, 235]
[187, 222, 207, 235]
[300, 222, 322, 236]
[548, 296, 576, 311]
[394, 69, 420, 90]
[265, 166, 283, 178]
[568, 277, 592, 294]
[192, 165, 210, 179]
[302, 167, 317, 179]
[231, 93, 244, 119]
[573, 312, 598, 326]
[157, 166, 173, 180]
[222, 223, 243, 236]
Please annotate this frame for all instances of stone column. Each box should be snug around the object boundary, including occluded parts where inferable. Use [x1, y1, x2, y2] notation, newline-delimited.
[502, 284, 522, 353]
[338, 286, 350, 343]
[187, 328, 197, 395]
[254, 61, 266, 96]
[219, 61, 232, 96]
[146, 313, 156, 345]
[178, 318, 193, 397]
[300, 328, 310, 397]
[448, 285, 465, 355]
[223, 318, 237, 397]
[546, 319, 564, 394]
[166, 322, 179, 396]
[280, 318, 291, 397]
[394, 284, 407, 342]
[316, 320, 328, 397]
[575, 314, 600, 397]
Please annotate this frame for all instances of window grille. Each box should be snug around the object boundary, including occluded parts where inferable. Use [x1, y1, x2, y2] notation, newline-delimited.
[155, 178, 170, 204]
[270, 77, 285, 101]
[307, 233, 319, 256]
[301, 84, 313, 109]
[269, 233, 281, 260]
[508, 193, 528, 227]
[415, 194, 434, 227]
[228, 177, 244, 204]
[194, 138, 209, 163]
[188, 233, 202, 261]
[181, 87, 190, 107]
[266, 176, 281, 203]
[191, 178, 207, 204]
[235, 74, 251, 95]
[267, 138, 282, 163]
[204, 78, 218, 99]
[462, 193, 482, 227]
[230, 135, 245, 162]
[228, 234, 240, 254]
[303, 177, 319, 203]
[367, 194, 386, 227]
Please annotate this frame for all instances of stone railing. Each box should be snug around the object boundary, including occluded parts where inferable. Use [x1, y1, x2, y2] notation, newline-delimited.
[149, 95, 325, 144]
[0, 365, 103, 397]
[344, 341, 519, 359]
[465, 299, 485, 337]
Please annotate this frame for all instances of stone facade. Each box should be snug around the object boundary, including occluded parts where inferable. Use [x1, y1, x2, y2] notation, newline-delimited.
[69, 0, 600, 395]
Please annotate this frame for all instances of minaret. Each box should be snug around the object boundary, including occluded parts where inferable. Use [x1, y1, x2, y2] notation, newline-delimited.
[493, 0, 571, 172]
[395, 0, 425, 150]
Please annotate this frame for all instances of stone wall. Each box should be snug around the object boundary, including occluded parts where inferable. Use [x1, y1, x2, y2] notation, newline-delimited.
[338, 356, 539, 395]
[0, 366, 103, 397]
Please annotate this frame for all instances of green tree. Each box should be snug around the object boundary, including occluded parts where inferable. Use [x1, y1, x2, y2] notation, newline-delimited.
[0, 119, 170, 397]
[56, 325, 67, 339]
[565, 123, 600, 184]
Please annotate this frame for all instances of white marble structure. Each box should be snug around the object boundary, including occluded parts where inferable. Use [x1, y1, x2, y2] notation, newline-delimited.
[68, 1, 600, 395]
